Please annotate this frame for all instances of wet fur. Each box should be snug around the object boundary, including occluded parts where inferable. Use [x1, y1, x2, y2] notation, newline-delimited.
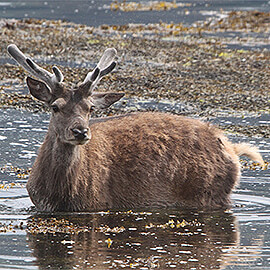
[27, 112, 262, 212]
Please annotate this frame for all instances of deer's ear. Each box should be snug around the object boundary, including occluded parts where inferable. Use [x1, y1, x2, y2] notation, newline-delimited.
[91, 92, 124, 109]
[26, 77, 52, 103]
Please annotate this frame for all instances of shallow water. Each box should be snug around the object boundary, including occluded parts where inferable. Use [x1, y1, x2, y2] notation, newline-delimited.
[1, 1, 270, 268]
[0, 108, 269, 269]
[1, 0, 269, 27]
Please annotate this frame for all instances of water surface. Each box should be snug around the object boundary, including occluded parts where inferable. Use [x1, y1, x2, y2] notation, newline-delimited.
[0, 0, 269, 268]
[0, 108, 269, 269]
[1, 0, 269, 27]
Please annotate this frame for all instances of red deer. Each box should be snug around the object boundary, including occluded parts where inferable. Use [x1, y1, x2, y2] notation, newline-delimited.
[7, 44, 264, 212]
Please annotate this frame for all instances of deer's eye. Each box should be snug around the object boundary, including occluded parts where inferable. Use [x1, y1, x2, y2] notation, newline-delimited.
[51, 104, 60, 113]
[90, 105, 95, 112]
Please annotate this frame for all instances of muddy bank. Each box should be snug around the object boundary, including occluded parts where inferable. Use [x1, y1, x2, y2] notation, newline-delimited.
[0, 11, 269, 136]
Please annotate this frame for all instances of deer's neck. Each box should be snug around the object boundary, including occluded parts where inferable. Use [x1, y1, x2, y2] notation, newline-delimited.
[28, 130, 89, 211]
[44, 132, 84, 191]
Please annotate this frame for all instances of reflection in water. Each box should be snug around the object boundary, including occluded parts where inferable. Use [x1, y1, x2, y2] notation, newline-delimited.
[0, 110, 269, 269]
[27, 210, 239, 269]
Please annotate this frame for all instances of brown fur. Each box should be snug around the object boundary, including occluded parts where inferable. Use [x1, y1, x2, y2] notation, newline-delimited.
[8, 45, 263, 212]
[27, 112, 263, 212]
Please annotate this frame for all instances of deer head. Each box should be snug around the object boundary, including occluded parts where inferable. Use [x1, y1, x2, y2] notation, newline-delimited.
[7, 44, 124, 145]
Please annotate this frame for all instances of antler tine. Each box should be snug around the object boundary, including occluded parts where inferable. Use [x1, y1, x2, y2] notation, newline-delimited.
[83, 48, 117, 91]
[7, 44, 63, 91]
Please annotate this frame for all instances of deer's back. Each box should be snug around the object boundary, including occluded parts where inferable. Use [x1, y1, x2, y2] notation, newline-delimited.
[87, 112, 240, 209]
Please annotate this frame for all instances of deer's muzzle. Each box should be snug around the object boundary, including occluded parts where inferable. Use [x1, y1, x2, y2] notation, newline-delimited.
[71, 128, 89, 141]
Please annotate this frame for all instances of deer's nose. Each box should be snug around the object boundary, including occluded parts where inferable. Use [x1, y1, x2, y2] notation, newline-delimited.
[71, 128, 89, 140]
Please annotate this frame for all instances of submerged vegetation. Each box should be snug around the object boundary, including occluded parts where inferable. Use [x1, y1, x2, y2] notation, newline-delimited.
[0, 210, 240, 268]
[0, 11, 269, 118]
[110, 0, 190, 12]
